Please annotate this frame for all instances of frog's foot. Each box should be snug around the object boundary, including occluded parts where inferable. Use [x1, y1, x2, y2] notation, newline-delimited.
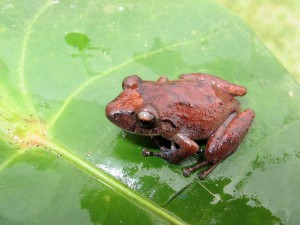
[183, 161, 222, 178]
[142, 147, 180, 163]
[198, 161, 221, 178]
[142, 149, 161, 157]
[182, 161, 209, 177]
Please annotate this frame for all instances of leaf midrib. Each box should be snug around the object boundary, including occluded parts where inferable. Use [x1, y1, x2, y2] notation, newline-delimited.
[0, 124, 186, 225]
[0, 1, 188, 222]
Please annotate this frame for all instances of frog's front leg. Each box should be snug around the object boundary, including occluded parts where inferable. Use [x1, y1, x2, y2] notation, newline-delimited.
[143, 134, 199, 164]
[152, 136, 177, 152]
[183, 108, 255, 178]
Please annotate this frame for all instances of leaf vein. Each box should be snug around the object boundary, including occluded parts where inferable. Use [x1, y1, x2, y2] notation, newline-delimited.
[47, 26, 233, 128]
[18, 0, 53, 117]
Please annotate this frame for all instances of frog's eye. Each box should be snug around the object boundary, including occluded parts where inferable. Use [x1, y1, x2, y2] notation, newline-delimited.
[136, 111, 157, 128]
[122, 75, 142, 90]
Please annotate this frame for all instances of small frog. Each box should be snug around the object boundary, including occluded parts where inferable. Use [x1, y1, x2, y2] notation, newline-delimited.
[105, 73, 255, 178]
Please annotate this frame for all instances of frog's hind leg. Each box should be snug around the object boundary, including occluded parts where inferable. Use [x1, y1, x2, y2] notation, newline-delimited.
[183, 108, 255, 178]
[180, 73, 247, 96]
[182, 112, 236, 177]
[183, 161, 209, 176]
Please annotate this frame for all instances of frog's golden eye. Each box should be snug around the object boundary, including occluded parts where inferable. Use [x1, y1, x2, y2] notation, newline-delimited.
[122, 75, 142, 90]
[136, 111, 157, 128]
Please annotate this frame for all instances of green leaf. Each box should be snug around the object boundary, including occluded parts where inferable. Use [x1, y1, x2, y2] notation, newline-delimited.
[0, 0, 299, 224]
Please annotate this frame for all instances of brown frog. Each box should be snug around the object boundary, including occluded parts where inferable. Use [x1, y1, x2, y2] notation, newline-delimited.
[105, 73, 255, 178]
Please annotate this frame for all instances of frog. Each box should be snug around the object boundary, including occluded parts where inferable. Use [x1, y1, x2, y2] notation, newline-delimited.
[105, 73, 255, 178]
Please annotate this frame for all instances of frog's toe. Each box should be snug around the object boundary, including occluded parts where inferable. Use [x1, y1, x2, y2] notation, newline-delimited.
[142, 149, 165, 157]
[142, 149, 182, 164]
[197, 172, 207, 179]
[142, 149, 154, 156]
[182, 168, 193, 177]
[159, 146, 169, 152]
[182, 161, 209, 177]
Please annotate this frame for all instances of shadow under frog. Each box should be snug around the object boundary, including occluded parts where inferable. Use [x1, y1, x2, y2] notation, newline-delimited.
[105, 73, 255, 178]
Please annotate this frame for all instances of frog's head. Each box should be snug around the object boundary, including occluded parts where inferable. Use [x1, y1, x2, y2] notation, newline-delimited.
[105, 75, 160, 136]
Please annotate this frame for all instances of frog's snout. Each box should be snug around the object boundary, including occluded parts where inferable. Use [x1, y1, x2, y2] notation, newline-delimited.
[105, 101, 136, 131]
[105, 102, 119, 122]
[105, 102, 112, 117]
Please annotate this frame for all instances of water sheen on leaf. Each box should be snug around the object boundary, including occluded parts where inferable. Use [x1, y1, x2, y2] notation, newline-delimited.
[0, 0, 300, 224]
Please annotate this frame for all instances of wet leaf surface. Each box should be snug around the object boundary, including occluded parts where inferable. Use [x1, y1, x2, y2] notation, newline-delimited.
[0, 0, 300, 224]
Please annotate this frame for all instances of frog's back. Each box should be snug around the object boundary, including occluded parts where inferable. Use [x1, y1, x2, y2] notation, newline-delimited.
[139, 79, 241, 139]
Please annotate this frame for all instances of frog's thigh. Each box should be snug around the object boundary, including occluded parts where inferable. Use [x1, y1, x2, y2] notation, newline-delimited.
[157, 134, 199, 163]
[172, 133, 199, 158]
[205, 108, 255, 163]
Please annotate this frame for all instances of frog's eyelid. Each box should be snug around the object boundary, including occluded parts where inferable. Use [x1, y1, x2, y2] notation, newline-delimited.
[136, 111, 157, 128]
[136, 111, 155, 121]
[122, 75, 142, 90]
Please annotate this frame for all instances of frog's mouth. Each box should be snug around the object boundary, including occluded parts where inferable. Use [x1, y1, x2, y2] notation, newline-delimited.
[105, 108, 136, 131]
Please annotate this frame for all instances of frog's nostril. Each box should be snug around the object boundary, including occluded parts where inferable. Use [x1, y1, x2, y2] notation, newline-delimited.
[106, 109, 119, 122]
[111, 112, 121, 120]
[106, 108, 124, 125]
[105, 103, 117, 120]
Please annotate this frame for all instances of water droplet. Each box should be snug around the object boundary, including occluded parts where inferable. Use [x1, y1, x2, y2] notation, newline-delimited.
[144, 40, 148, 47]
[65, 32, 90, 51]
[288, 90, 294, 97]
[14, 136, 19, 141]
[149, 189, 156, 198]
[97, 47, 110, 55]
[85, 152, 94, 161]
[36, 102, 51, 112]
[51, 0, 59, 4]
[121, 130, 127, 138]
[104, 195, 111, 202]
[118, 6, 124, 11]
[71, 53, 79, 58]
[2, 3, 13, 10]
[210, 193, 221, 205]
